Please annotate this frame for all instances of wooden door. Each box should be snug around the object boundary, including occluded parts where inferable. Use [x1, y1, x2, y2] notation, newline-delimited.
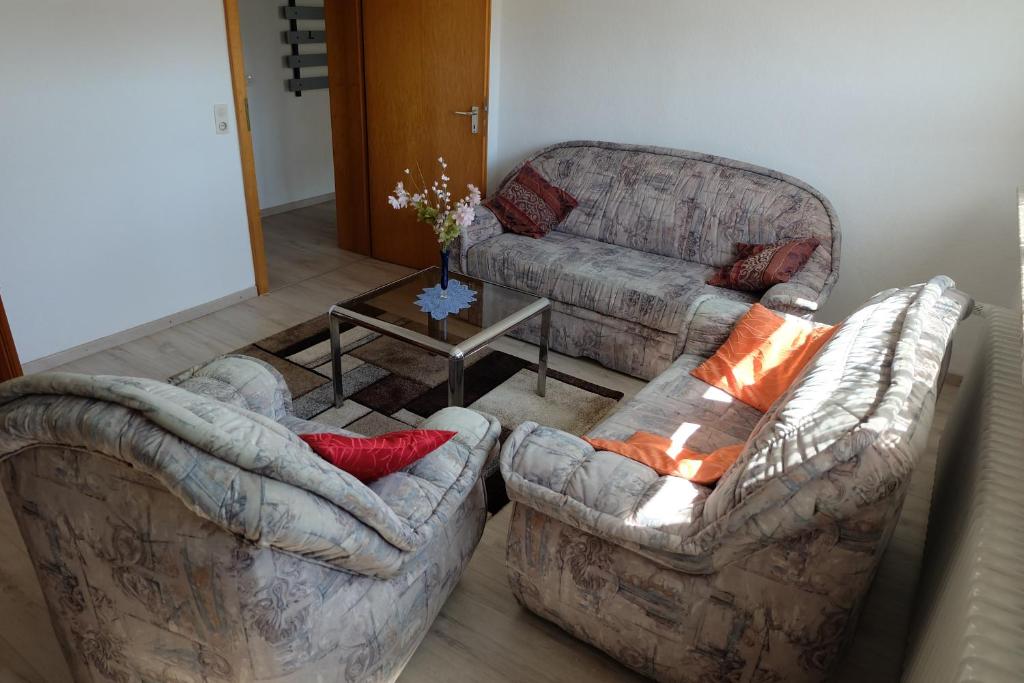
[362, 0, 490, 268]
[0, 293, 23, 382]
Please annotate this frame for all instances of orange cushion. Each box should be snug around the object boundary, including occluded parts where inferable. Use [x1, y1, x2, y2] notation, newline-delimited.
[583, 431, 744, 485]
[691, 303, 836, 412]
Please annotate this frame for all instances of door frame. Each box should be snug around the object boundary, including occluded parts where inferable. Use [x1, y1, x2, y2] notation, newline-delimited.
[0, 293, 23, 382]
[225, 0, 490, 270]
[223, 0, 270, 294]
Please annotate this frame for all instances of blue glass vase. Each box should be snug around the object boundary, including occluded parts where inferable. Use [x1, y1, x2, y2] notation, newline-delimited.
[440, 248, 450, 298]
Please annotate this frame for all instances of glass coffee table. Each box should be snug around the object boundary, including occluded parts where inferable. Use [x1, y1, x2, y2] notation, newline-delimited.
[328, 268, 551, 407]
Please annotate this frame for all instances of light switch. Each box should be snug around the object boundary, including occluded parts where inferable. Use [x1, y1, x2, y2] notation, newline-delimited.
[214, 104, 231, 135]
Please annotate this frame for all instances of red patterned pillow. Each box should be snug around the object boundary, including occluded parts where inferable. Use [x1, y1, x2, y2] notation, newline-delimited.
[299, 430, 456, 483]
[484, 162, 578, 238]
[708, 238, 820, 292]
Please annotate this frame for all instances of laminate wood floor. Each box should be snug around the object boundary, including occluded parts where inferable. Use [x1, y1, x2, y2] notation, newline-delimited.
[262, 200, 362, 292]
[0, 211, 953, 682]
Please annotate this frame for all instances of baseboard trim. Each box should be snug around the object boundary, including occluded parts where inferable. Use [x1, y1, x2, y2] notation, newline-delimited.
[260, 193, 335, 217]
[23, 286, 258, 374]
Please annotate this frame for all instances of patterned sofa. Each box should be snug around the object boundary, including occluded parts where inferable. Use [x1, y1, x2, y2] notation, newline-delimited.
[455, 140, 841, 379]
[500, 276, 971, 682]
[0, 356, 500, 683]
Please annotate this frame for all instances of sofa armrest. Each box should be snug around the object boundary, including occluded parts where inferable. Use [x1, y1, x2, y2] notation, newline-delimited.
[373, 407, 500, 526]
[678, 289, 838, 360]
[286, 406, 501, 551]
[452, 206, 504, 273]
[501, 421, 719, 573]
[760, 244, 837, 317]
[170, 354, 292, 420]
[761, 280, 825, 318]
[677, 295, 752, 358]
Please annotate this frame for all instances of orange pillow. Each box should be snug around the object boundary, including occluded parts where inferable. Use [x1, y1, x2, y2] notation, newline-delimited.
[691, 303, 836, 412]
[583, 431, 744, 485]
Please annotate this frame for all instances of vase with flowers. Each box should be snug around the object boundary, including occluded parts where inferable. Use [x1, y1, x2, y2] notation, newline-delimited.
[388, 156, 481, 298]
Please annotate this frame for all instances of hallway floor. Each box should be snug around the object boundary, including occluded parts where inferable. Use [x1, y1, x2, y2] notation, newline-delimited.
[263, 200, 357, 292]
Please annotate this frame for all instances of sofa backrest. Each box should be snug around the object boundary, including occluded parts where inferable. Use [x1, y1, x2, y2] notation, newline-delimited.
[702, 276, 970, 526]
[504, 141, 839, 272]
[0, 372, 417, 576]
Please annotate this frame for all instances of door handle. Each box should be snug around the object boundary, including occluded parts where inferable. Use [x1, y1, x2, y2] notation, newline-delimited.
[453, 105, 480, 134]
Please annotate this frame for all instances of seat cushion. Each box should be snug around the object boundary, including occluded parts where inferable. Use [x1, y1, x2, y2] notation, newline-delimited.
[467, 231, 755, 333]
[588, 353, 764, 453]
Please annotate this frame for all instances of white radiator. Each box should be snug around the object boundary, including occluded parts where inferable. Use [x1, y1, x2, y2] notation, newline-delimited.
[903, 303, 1024, 681]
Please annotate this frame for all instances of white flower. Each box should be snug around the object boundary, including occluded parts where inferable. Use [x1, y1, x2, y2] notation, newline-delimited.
[385, 155, 467, 219]
[388, 181, 409, 209]
[454, 204, 475, 228]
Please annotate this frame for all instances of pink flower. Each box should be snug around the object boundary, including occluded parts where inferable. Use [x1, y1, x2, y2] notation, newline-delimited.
[467, 184, 482, 206]
[454, 204, 475, 228]
[388, 181, 410, 209]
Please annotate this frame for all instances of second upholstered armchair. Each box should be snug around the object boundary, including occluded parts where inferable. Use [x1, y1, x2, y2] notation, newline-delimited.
[0, 355, 500, 682]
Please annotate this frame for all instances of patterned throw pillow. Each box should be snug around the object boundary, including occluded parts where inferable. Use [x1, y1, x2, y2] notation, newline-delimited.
[299, 430, 456, 482]
[484, 162, 578, 238]
[708, 238, 820, 292]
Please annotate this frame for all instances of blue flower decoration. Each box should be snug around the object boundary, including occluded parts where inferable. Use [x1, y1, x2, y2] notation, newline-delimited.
[415, 279, 477, 320]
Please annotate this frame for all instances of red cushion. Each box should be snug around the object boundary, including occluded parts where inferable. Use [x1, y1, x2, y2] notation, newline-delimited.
[708, 238, 819, 292]
[483, 162, 578, 238]
[299, 430, 457, 483]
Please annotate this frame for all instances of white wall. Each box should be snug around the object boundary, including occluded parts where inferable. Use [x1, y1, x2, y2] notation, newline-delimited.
[239, 0, 334, 210]
[0, 1, 256, 364]
[491, 0, 1024, 370]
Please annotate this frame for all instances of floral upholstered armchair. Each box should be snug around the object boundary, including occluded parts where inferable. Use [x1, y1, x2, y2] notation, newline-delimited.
[0, 355, 500, 682]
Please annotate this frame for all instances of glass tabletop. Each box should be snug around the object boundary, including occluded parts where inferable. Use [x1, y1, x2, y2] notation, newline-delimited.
[330, 267, 549, 354]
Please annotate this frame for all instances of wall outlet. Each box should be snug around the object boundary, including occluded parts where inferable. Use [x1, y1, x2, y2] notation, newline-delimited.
[214, 104, 231, 135]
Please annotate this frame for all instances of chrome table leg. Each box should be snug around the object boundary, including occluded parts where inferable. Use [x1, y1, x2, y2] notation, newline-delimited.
[537, 306, 550, 397]
[330, 313, 343, 407]
[448, 352, 465, 407]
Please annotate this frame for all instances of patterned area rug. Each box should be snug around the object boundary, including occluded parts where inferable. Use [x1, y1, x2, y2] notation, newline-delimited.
[222, 314, 624, 510]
